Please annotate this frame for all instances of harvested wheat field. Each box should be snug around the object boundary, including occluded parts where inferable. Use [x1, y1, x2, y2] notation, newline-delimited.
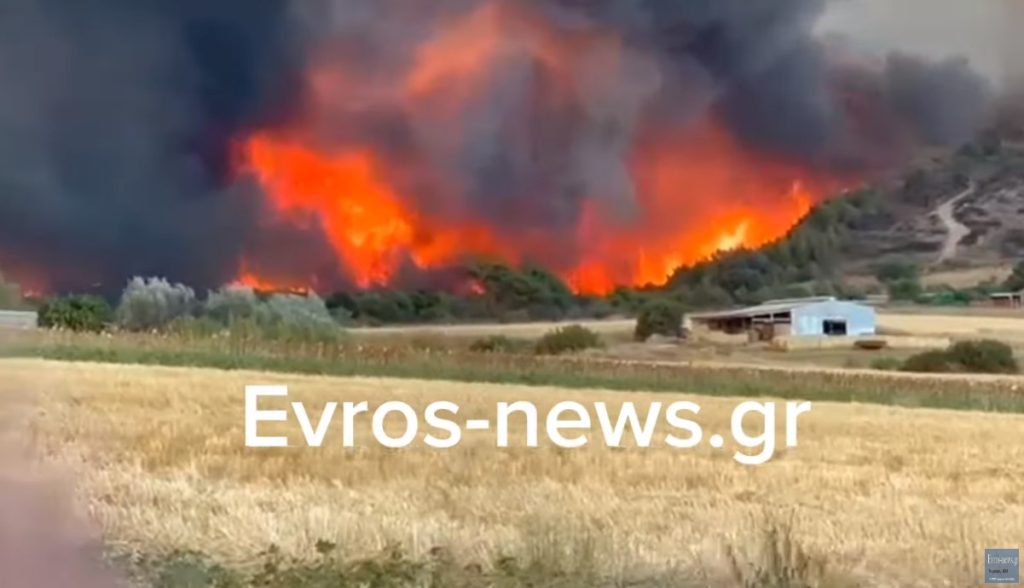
[879, 312, 1024, 338]
[2, 358, 1023, 587]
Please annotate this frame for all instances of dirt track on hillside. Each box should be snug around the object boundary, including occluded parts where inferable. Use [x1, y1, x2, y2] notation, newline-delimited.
[934, 182, 974, 263]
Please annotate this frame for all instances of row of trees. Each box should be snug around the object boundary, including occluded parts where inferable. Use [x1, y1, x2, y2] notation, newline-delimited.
[33, 274, 690, 345]
[30, 267, 645, 333]
[322, 263, 614, 325]
[38, 277, 341, 341]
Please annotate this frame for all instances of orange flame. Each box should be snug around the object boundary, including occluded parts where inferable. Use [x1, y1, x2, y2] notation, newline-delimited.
[235, 1, 846, 296]
[231, 260, 312, 295]
[564, 124, 835, 294]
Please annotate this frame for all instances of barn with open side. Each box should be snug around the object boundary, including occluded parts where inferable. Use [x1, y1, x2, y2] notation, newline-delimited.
[685, 297, 876, 342]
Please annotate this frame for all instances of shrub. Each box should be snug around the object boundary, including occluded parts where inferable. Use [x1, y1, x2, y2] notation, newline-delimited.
[37, 295, 111, 332]
[409, 290, 452, 323]
[250, 293, 342, 343]
[925, 288, 973, 307]
[239, 295, 339, 346]
[875, 259, 920, 283]
[470, 335, 526, 354]
[901, 340, 1018, 374]
[471, 263, 574, 321]
[887, 278, 923, 302]
[572, 296, 616, 320]
[869, 357, 904, 371]
[901, 350, 956, 373]
[116, 277, 196, 332]
[166, 315, 224, 338]
[1005, 260, 1024, 291]
[199, 287, 343, 342]
[348, 290, 416, 324]
[946, 339, 1018, 374]
[203, 285, 260, 324]
[534, 325, 603, 356]
[634, 299, 684, 341]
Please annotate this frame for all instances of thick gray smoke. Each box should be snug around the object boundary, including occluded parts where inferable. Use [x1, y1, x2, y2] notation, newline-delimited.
[819, 0, 1024, 89]
[0, 0, 317, 293]
[0, 0, 1005, 293]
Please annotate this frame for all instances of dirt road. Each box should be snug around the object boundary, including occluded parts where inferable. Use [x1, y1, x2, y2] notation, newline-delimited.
[935, 182, 974, 262]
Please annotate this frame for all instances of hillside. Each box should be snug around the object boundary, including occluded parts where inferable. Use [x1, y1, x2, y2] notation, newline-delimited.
[666, 122, 1024, 305]
[874, 135, 1024, 269]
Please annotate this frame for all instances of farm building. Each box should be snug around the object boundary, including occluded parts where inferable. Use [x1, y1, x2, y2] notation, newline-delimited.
[0, 310, 38, 330]
[990, 291, 1024, 308]
[685, 297, 876, 342]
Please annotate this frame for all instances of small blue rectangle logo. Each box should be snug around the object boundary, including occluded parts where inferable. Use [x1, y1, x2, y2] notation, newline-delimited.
[986, 549, 1020, 584]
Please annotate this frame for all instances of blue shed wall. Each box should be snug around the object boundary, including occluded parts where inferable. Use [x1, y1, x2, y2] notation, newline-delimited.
[790, 301, 876, 337]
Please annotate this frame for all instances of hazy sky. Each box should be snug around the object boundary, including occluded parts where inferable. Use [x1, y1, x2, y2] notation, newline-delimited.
[818, 0, 1020, 86]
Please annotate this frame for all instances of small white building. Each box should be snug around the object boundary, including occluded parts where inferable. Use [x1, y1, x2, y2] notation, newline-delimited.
[686, 297, 876, 342]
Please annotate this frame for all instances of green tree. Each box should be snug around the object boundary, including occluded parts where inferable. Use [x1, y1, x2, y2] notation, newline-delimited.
[534, 325, 603, 355]
[1005, 260, 1024, 291]
[116, 277, 196, 331]
[38, 295, 111, 332]
[409, 290, 452, 322]
[471, 263, 574, 320]
[634, 299, 684, 341]
[888, 279, 924, 302]
[349, 290, 416, 324]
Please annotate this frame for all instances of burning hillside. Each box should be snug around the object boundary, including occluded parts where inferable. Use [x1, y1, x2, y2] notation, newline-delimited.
[0, 0, 1002, 295]
[242, 117, 832, 294]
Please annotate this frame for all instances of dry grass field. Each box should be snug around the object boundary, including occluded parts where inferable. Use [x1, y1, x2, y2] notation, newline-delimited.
[346, 310, 1024, 342]
[878, 312, 1024, 338]
[2, 358, 1022, 587]
[919, 265, 1013, 288]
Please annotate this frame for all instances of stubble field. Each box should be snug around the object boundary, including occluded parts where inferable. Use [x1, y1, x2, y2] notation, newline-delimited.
[346, 309, 1024, 341]
[3, 358, 1022, 587]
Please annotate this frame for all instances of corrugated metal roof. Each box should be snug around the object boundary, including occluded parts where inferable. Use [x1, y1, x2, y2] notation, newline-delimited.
[688, 297, 860, 320]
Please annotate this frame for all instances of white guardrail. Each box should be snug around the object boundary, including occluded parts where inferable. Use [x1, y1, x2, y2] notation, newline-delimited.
[0, 310, 38, 330]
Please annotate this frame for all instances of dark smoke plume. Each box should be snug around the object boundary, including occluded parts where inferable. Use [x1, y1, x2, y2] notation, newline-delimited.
[0, 0, 1000, 293]
[0, 0, 312, 292]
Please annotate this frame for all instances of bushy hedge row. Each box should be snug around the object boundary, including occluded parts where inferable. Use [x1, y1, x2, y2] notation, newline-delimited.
[534, 325, 604, 356]
[901, 340, 1019, 374]
[324, 264, 621, 325]
[39, 278, 343, 342]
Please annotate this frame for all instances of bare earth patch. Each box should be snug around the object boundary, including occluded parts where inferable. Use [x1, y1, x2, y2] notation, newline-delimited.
[3, 358, 1022, 587]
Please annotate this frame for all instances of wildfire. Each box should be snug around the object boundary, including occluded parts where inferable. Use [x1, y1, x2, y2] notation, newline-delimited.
[235, 1, 845, 296]
[712, 221, 751, 255]
[231, 260, 312, 295]
[562, 125, 835, 294]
